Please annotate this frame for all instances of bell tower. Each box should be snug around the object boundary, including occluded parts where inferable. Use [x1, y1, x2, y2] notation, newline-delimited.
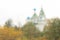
[31, 8, 38, 24]
[36, 8, 46, 31]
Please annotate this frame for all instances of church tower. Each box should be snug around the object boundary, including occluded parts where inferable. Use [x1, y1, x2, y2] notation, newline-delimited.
[31, 8, 38, 24]
[36, 8, 46, 31]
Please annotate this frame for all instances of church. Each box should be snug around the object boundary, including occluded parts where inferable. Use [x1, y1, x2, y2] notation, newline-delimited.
[27, 8, 46, 31]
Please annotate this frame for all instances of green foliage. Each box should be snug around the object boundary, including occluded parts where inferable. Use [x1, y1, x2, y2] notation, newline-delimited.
[4, 19, 13, 27]
[1, 18, 60, 40]
[44, 18, 60, 40]
[21, 22, 41, 39]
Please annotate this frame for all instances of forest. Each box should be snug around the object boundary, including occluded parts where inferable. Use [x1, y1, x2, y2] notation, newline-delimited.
[0, 18, 60, 40]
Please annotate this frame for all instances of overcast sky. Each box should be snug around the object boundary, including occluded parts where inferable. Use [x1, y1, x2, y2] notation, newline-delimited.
[0, 0, 60, 26]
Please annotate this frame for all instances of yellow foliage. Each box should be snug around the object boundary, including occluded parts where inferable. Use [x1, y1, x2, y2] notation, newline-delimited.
[0, 26, 23, 40]
[39, 37, 48, 40]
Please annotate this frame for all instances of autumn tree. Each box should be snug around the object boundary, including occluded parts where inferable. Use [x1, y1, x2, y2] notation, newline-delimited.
[4, 19, 13, 28]
[21, 22, 41, 40]
[0, 26, 23, 40]
[44, 18, 60, 40]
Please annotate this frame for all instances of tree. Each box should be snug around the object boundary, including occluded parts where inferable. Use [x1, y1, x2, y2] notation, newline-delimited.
[44, 18, 60, 40]
[0, 26, 23, 40]
[21, 22, 41, 40]
[4, 19, 13, 28]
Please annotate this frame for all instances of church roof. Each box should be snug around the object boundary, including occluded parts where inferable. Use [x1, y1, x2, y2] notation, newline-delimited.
[39, 8, 45, 17]
[39, 8, 45, 16]
[31, 8, 38, 19]
[31, 13, 38, 19]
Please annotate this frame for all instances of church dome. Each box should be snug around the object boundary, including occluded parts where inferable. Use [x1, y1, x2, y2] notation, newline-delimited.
[27, 16, 30, 20]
